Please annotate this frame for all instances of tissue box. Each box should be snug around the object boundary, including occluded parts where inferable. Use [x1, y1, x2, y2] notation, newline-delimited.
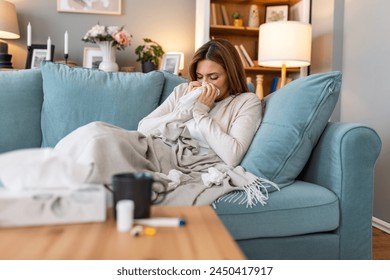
[0, 184, 106, 227]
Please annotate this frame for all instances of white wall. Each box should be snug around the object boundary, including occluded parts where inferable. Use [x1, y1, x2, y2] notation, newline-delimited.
[341, 0, 390, 225]
[6, 0, 196, 74]
[311, 0, 335, 73]
[311, 0, 389, 225]
[195, 0, 209, 50]
[311, 0, 344, 121]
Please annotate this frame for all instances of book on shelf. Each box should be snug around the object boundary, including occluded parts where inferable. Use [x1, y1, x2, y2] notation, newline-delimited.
[210, 3, 218, 25]
[239, 44, 255, 67]
[221, 5, 230, 25]
[270, 77, 293, 94]
[234, 45, 249, 67]
[270, 77, 278, 94]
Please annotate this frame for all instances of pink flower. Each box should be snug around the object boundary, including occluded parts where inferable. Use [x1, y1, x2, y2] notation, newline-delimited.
[83, 24, 132, 51]
[113, 31, 129, 47]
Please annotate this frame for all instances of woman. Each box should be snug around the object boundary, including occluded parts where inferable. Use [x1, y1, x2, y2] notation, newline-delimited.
[138, 38, 262, 167]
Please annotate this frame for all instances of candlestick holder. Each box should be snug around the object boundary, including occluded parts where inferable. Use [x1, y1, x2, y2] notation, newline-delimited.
[25, 45, 32, 69]
[64, 53, 69, 65]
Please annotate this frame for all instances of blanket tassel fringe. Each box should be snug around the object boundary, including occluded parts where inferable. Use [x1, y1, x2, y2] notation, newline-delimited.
[212, 177, 280, 208]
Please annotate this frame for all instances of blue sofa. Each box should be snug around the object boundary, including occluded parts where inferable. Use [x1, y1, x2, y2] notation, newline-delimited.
[0, 62, 381, 260]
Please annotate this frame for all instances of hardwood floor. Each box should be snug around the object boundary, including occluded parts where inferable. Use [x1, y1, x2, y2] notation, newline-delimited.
[372, 227, 390, 260]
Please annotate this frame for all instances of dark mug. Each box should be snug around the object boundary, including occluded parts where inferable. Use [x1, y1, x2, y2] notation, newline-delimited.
[112, 172, 167, 219]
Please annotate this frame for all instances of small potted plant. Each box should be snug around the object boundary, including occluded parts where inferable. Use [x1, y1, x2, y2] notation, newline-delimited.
[232, 12, 244, 27]
[135, 38, 165, 73]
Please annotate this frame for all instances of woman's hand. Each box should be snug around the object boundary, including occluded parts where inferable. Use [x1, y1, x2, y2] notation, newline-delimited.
[197, 83, 220, 108]
[187, 81, 202, 93]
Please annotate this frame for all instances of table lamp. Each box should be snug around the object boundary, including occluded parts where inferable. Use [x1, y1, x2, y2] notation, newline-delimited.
[0, 0, 20, 69]
[258, 21, 312, 87]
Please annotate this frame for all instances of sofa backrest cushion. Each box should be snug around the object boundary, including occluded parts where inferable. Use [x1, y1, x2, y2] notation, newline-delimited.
[0, 70, 43, 153]
[158, 70, 188, 105]
[40, 62, 165, 147]
[241, 71, 342, 189]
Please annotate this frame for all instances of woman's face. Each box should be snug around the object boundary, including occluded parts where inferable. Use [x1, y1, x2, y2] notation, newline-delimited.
[195, 59, 229, 101]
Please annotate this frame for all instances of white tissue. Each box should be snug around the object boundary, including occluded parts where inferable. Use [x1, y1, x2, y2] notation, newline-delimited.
[201, 167, 226, 186]
[179, 82, 221, 109]
[0, 148, 92, 191]
[178, 86, 203, 109]
[157, 169, 192, 189]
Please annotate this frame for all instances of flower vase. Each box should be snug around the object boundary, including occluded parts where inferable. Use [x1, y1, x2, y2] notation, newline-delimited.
[248, 5, 260, 28]
[97, 41, 119, 72]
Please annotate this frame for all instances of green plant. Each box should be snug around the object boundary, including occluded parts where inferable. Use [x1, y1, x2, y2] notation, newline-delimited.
[232, 12, 241, 19]
[135, 38, 164, 66]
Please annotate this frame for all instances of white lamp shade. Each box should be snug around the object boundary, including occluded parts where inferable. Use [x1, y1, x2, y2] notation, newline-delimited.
[258, 21, 311, 68]
[0, 0, 20, 39]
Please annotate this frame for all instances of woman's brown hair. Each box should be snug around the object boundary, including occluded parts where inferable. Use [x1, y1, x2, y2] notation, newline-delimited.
[188, 39, 249, 95]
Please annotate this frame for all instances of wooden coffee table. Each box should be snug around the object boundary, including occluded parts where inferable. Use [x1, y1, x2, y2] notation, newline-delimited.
[0, 205, 245, 260]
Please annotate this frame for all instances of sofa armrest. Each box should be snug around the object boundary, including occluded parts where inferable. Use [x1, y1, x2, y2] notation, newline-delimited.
[300, 122, 381, 259]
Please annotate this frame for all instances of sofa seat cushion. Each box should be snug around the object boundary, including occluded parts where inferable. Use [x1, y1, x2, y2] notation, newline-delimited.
[40, 62, 165, 147]
[214, 180, 339, 240]
[241, 71, 342, 189]
[0, 69, 43, 153]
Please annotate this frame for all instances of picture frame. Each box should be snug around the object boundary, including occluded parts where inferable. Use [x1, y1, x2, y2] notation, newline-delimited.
[57, 0, 122, 15]
[83, 47, 103, 69]
[26, 44, 55, 69]
[160, 52, 182, 75]
[265, 5, 289, 23]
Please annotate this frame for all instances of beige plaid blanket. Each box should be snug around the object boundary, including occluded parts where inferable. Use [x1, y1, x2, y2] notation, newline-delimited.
[0, 121, 277, 206]
[55, 121, 278, 206]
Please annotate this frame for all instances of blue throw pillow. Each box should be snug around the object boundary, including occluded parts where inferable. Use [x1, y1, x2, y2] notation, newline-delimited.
[241, 71, 342, 188]
[40, 62, 165, 147]
[0, 69, 43, 152]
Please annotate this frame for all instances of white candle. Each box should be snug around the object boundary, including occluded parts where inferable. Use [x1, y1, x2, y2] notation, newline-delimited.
[46, 37, 51, 60]
[27, 22, 31, 47]
[64, 31, 69, 55]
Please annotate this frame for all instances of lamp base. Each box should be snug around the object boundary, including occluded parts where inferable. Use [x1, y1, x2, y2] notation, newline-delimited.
[0, 53, 13, 69]
[280, 63, 286, 88]
[0, 42, 13, 69]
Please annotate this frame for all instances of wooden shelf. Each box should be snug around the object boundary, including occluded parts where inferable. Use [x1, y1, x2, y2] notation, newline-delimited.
[211, 0, 300, 5]
[210, 25, 259, 36]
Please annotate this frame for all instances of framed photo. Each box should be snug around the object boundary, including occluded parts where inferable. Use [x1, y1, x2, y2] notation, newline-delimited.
[83, 47, 103, 69]
[160, 52, 182, 75]
[57, 0, 122, 15]
[26, 44, 55, 69]
[265, 5, 289, 22]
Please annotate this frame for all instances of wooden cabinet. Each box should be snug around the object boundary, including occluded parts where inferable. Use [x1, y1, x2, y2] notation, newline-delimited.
[196, 0, 311, 95]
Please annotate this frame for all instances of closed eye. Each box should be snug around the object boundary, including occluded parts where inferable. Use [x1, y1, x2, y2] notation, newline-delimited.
[196, 73, 219, 81]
